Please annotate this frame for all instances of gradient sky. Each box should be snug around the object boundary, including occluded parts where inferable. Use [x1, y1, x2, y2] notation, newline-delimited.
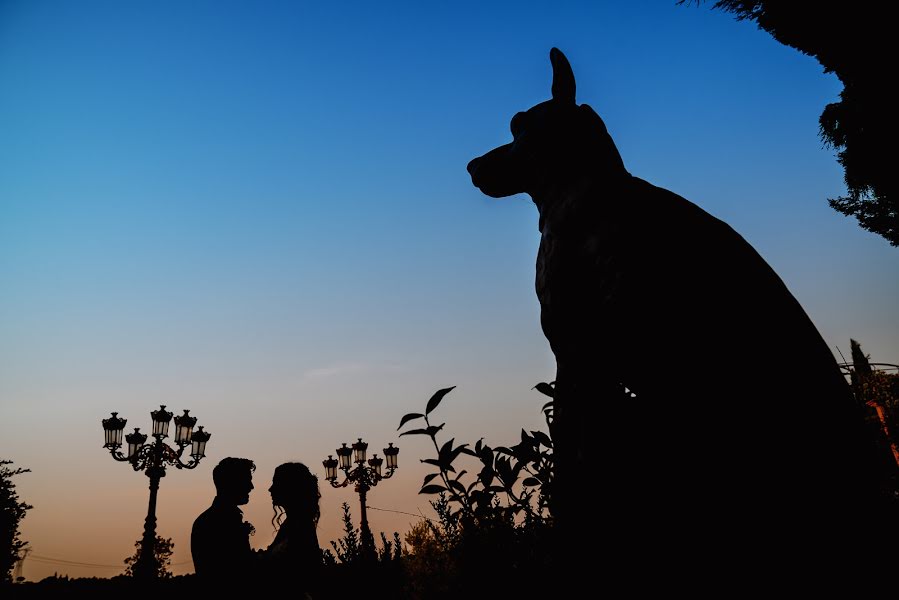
[2, 0, 897, 582]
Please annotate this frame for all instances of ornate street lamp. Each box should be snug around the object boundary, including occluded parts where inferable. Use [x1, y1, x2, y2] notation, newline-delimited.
[101, 406, 211, 579]
[323, 438, 398, 560]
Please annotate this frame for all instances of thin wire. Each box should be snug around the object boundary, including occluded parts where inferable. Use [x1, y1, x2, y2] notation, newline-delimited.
[27, 554, 193, 569]
[366, 505, 434, 522]
[835, 345, 849, 364]
[27, 555, 123, 569]
[23, 507, 447, 572]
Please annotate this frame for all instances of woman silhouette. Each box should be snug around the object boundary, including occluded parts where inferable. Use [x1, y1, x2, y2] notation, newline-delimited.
[262, 462, 323, 598]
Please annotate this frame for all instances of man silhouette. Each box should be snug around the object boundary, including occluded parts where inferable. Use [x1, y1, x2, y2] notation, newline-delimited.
[191, 457, 257, 585]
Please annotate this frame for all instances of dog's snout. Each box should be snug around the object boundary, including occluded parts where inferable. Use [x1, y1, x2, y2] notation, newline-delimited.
[467, 157, 480, 177]
[466, 143, 523, 198]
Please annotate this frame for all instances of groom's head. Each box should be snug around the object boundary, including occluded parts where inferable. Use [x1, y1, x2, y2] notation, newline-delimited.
[213, 457, 256, 505]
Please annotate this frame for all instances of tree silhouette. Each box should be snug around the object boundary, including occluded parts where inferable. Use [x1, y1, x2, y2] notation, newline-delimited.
[325, 503, 362, 565]
[0, 460, 32, 585]
[851, 338, 873, 379]
[685, 1, 896, 246]
[847, 339, 899, 488]
[122, 535, 174, 579]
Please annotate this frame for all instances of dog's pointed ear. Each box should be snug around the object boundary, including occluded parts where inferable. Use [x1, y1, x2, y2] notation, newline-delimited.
[550, 48, 575, 105]
[579, 103, 627, 174]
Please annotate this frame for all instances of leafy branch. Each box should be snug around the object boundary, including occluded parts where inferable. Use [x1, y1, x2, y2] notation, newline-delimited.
[397, 383, 554, 525]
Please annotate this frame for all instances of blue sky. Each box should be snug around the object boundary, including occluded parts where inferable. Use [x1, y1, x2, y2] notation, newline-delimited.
[2, 0, 897, 581]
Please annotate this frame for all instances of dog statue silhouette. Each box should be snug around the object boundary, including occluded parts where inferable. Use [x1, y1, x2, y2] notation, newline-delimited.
[467, 48, 890, 585]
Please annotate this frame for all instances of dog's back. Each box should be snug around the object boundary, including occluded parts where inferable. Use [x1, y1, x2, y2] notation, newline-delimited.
[545, 172, 881, 542]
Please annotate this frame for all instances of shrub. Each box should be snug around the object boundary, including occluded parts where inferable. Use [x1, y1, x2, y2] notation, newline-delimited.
[398, 384, 555, 598]
[1, 460, 32, 585]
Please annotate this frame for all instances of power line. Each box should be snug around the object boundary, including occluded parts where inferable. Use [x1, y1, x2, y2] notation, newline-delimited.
[28, 555, 123, 569]
[366, 505, 434, 522]
[21, 509, 447, 573]
[26, 554, 193, 569]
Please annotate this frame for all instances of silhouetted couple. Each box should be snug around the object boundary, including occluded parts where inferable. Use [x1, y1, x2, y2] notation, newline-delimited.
[191, 457, 322, 597]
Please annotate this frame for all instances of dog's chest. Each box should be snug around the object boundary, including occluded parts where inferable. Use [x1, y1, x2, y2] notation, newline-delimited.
[535, 208, 623, 312]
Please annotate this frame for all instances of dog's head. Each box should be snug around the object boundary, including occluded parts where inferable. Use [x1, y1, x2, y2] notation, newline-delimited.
[467, 48, 626, 202]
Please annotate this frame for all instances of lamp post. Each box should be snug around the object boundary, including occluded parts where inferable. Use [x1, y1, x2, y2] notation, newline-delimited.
[323, 439, 398, 560]
[101, 406, 211, 579]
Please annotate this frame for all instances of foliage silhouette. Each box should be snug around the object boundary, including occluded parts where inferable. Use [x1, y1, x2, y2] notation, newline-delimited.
[398, 384, 554, 524]
[685, 0, 897, 245]
[845, 339, 899, 500]
[122, 534, 174, 579]
[324, 502, 362, 565]
[398, 385, 554, 598]
[1, 460, 32, 586]
[318, 502, 405, 599]
[323, 502, 402, 567]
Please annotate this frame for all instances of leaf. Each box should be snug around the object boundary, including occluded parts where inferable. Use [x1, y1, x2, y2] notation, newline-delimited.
[438, 438, 455, 462]
[421, 473, 440, 486]
[478, 466, 494, 487]
[531, 430, 552, 448]
[448, 480, 466, 494]
[397, 412, 425, 431]
[506, 442, 531, 463]
[421, 458, 455, 472]
[533, 382, 555, 398]
[426, 386, 456, 415]
[399, 428, 431, 438]
[495, 457, 512, 481]
[420, 484, 447, 495]
[478, 449, 494, 470]
[450, 444, 470, 463]
[522, 477, 541, 487]
[425, 424, 445, 437]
